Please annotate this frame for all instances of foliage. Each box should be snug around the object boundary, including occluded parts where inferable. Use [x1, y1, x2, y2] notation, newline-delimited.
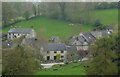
[2, 45, 39, 75]
[95, 2, 118, 9]
[77, 50, 88, 60]
[87, 36, 118, 75]
[23, 11, 30, 20]
[56, 54, 61, 61]
[2, 2, 118, 28]
[94, 19, 102, 27]
[2, 36, 44, 75]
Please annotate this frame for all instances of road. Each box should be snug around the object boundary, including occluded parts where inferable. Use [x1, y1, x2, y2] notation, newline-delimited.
[41, 62, 64, 69]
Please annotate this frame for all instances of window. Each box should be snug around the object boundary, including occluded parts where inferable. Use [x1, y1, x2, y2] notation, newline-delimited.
[61, 56, 64, 58]
[47, 56, 50, 60]
[54, 51, 57, 53]
[61, 51, 64, 53]
[54, 56, 57, 60]
[47, 51, 49, 53]
[18, 34, 19, 36]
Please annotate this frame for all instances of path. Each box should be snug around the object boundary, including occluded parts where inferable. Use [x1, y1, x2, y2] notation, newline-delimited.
[41, 62, 64, 69]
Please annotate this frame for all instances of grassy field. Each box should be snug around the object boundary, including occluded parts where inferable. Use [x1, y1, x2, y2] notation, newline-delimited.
[3, 16, 94, 40]
[94, 9, 118, 25]
[2, 9, 118, 40]
[33, 63, 87, 75]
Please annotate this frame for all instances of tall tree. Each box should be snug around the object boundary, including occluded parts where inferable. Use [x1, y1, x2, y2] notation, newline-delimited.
[58, 2, 66, 20]
[87, 36, 118, 75]
[32, 3, 37, 16]
[2, 3, 16, 26]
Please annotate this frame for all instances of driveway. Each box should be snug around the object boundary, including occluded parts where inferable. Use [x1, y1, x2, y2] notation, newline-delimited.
[41, 62, 64, 69]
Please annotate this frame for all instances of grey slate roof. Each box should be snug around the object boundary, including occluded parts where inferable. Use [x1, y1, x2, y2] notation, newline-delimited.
[90, 31, 102, 39]
[43, 43, 67, 51]
[77, 36, 86, 43]
[49, 36, 59, 41]
[8, 28, 33, 34]
[68, 37, 76, 45]
[67, 46, 77, 52]
[82, 32, 96, 43]
[102, 30, 110, 36]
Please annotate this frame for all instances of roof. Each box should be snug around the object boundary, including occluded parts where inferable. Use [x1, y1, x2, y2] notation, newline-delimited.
[82, 32, 96, 43]
[67, 46, 77, 52]
[49, 36, 59, 41]
[43, 43, 67, 51]
[77, 36, 86, 43]
[68, 37, 76, 45]
[8, 28, 33, 34]
[102, 30, 110, 36]
[90, 31, 102, 39]
[106, 26, 114, 30]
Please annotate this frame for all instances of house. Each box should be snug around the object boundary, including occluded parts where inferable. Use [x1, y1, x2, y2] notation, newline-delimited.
[49, 36, 60, 42]
[40, 43, 67, 61]
[7, 28, 36, 40]
[68, 26, 114, 51]
[106, 26, 114, 33]
[68, 35, 89, 51]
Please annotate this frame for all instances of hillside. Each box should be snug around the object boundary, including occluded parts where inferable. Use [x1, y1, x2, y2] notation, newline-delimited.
[2, 9, 118, 40]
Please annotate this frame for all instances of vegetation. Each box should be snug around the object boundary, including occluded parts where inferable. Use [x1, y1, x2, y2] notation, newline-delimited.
[2, 16, 94, 40]
[2, 36, 44, 75]
[2, 45, 40, 75]
[2, 2, 119, 75]
[87, 36, 118, 75]
[2, 9, 118, 41]
[33, 63, 87, 75]
[2, 2, 118, 27]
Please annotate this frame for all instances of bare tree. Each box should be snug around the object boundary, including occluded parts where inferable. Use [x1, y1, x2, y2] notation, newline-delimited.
[58, 2, 66, 20]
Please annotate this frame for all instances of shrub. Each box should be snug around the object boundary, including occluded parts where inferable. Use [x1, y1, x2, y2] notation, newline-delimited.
[94, 19, 102, 27]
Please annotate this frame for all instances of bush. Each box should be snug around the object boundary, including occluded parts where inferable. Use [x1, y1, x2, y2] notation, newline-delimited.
[94, 19, 102, 27]
[64, 61, 69, 64]
[14, 17, 25, 21]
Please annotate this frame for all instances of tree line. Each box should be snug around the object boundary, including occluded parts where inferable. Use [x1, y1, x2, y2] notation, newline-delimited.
[2, 2, 118, 27]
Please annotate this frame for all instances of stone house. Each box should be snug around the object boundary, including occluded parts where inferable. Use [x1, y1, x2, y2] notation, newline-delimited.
[7, 28, 36, 40]
[40, 43, 67, 61]
[68, 27, 113, 51]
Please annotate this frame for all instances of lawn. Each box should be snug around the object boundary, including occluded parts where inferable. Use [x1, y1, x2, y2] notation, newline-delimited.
[2, 9, 118, 40]
[94, 9, 118, 25]
[33, 63, 87, 75]
[2, 16, 94, 40]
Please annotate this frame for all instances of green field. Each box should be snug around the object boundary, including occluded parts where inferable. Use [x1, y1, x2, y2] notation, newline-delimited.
[33, 63, 87, 75]
[2, 9, 118, 40]
[3, 17, 94, 40]
[94, 9, 118, 25]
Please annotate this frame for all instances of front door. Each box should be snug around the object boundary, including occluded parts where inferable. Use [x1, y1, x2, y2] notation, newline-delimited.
[54, 56, 56, 60]
[47, 56, 50, 60]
